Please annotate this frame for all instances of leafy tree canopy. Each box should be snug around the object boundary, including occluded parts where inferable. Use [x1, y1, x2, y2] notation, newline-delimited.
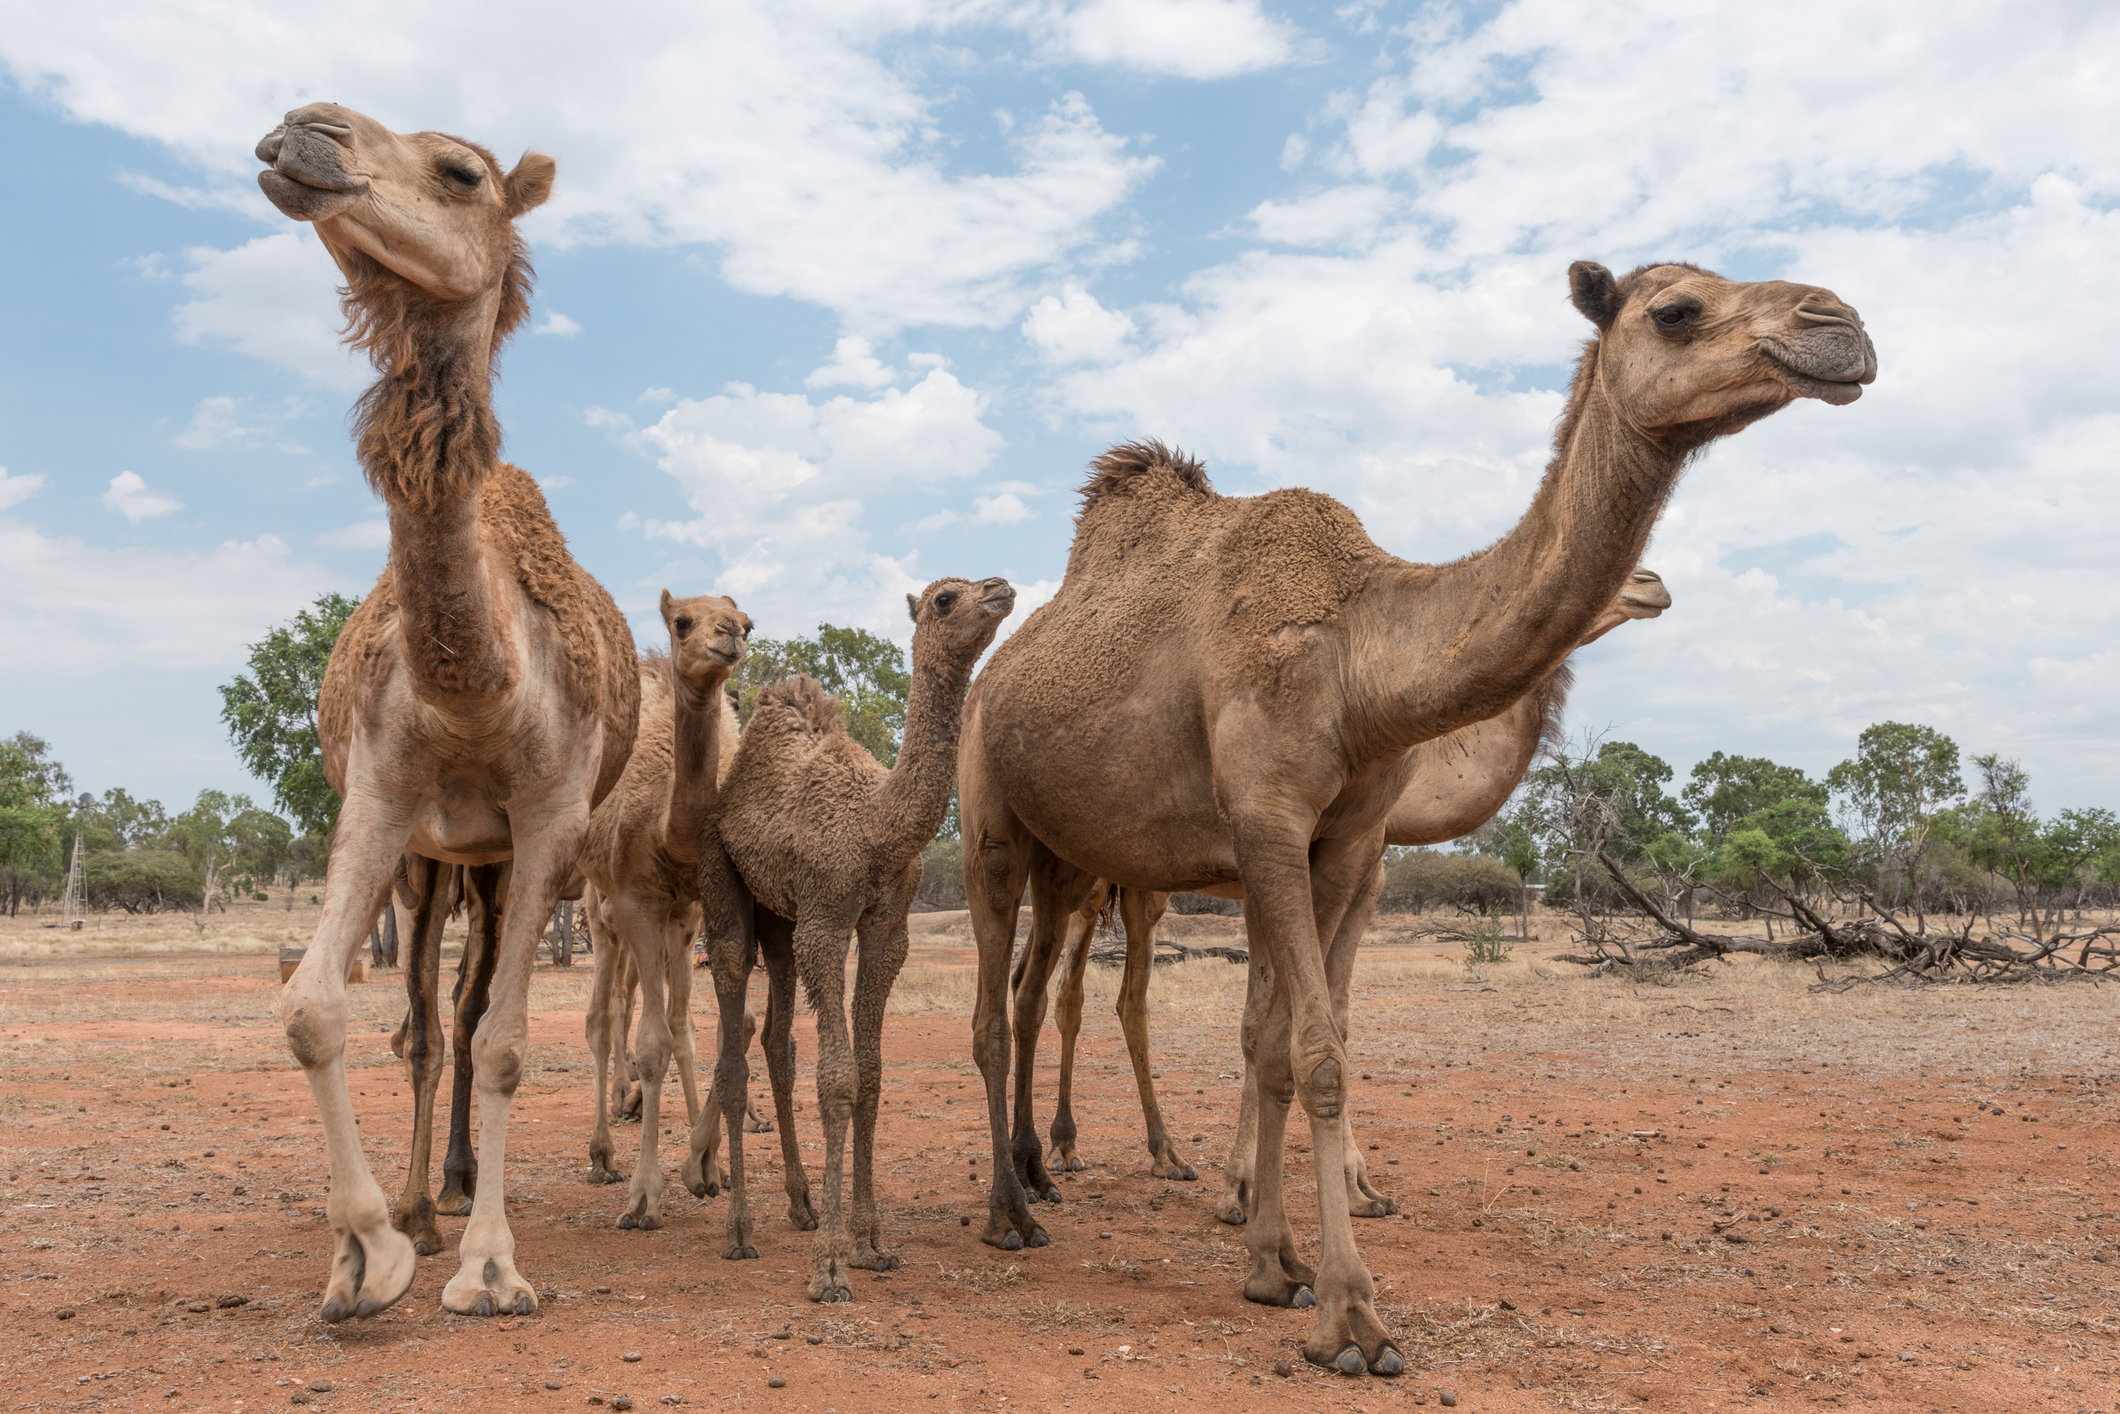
[733, 622, 912, 766]
[1825, 720, 1963, 849]
[1682, 751, 1827, 843]
[220, 592, 359, 837]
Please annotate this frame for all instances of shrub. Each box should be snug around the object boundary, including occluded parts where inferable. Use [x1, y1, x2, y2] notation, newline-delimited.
[915, 838, 966, 910]
[81, 850, 204, 913]
[1167, 892, 1241, 916]
[1379, 851, 1522, 915]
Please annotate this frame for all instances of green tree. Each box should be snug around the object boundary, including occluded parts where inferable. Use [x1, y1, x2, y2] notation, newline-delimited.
[219, 592, 360, 837]
[0, 733, 74, 916]
[86, 787, 169, 853]
[1682, 752, 1828, 844]
[1825, 721, 1963, 924]
[733, 621, 912, 765]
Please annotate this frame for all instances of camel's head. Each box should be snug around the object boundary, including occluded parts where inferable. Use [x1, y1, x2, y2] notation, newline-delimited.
[660, 590, 751, 690]
[1576, 566, 1671, 648]
[1569, 262, 1876, 442]
[906, 577, 1016, 666]
[255, 102, 553, 314]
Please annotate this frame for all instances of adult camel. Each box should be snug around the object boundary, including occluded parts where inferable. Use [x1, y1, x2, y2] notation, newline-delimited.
[262, 104, 638, 1321]
[1017, 569, 1670, 1203]
[959, 261, 1873, 1375]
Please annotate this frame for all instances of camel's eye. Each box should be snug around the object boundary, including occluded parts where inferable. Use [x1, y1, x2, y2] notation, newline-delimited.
[935, 591, 958, 613]
[673, 617, 693, 637]
[1651, 300, 1699, 331]
[443, 163, 485, 190]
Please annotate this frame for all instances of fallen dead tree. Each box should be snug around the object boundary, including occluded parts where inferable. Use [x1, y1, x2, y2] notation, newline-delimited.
[1087, 936, 1247, 968]
[1550, 846, 2117, 986]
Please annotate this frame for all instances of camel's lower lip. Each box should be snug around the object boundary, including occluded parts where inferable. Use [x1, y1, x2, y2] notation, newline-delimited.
[704, 646, 739, 665]
[258, 169, 367, 221]
[1775, 368, 1866, 406]
[980, 594, 1016, 613]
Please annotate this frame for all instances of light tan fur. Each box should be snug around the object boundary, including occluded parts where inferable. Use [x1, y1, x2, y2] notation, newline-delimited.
[960, 260, 1873, 1374]
[574, 595, 756, 1231]
[694, 577, 1015, 1302]
[263, 101, 637, 1323]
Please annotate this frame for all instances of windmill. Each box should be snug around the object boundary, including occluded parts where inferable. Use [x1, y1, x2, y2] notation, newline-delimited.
[60, 792, 92, 926]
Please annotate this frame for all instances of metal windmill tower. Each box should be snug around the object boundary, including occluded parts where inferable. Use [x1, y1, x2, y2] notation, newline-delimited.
[60, 792, 92, 926]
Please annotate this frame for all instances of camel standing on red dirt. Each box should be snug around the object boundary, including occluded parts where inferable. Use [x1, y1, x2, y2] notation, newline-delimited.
[960, 261, 1874, 1375]
[261, 102, 638, 1322]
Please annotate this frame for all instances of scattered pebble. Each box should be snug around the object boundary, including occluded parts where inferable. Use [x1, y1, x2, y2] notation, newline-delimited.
[767, 1377, 786, 1389]
[623, 1352, 642, 1363]
[55, 1308, 74, 1321]
[1439, 1393, 1458, 1407]
[309, 1380, 332, 1393]
[1272, 1360, 1292, 1378]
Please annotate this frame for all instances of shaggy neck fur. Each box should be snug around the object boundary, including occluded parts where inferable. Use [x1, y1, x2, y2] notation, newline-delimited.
[343, 239, 534, 712]
[1349, 348, 1680, 759]
[868, 653, 976, 871]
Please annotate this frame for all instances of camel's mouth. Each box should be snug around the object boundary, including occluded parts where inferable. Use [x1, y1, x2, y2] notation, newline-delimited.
[1759, 309, 1876, 406]
[703, 644, 741, 666]
[256, 121, 370, 222]
[978, 587, 1017, 616]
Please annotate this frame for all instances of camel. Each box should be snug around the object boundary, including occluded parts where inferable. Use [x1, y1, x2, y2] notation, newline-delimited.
[576, 593, 752, 1230]
[262, 103, 640, 1321]
[1019, 569, 1671, 1206]
[958, 261, 1873, 1375]
[695, 577, 1016, 1302]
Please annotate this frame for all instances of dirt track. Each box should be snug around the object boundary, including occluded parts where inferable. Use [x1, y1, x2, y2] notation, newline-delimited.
[3, 915, 2117, 1412]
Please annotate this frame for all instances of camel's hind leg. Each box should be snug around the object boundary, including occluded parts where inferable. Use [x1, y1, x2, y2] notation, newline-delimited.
[794, 907, 859, 1303]
[1115, 888, 1196, 1181]
[610, 946, 642, 1121]
[848, 868, 915, 1274]
[758, 912, 816, 1231]
[1010, 847, 1094, 1205]
[667, 905, 704, 1129]
[282, 795, 420, 1323]
[1045, 888, 1100, 1173]
[583, 885, 627, 1185]
[436, 864, 505, 1217]
[392, 856, 461, 1254]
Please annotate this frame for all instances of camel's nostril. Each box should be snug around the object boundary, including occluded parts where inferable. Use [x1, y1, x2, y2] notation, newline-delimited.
[256, 128, 286, 165]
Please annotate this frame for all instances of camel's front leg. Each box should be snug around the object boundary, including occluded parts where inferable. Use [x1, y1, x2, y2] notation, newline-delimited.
[1011, 855, 1093, 1204]
[392, 855, 459, 1254]
[848, 872, 915, 1273]
[1328, 859, 1395, 1218]
[283, 799, 419, 1322]
[796, 910, 859, 1303]
[759, 916, 816, 1231]
[614, 891, 678, 1230]
[667, 907, 704, 1128]
[582, 888, 627, 1185]
[1116, 887, 1195, 1181]
[687, 838, 760, 1255]
[1241, 823, 1401, 1377]
[1046, 896, 1096, 1172]
[437, 864, 505, 1216]
[439, 841, 547, 1318]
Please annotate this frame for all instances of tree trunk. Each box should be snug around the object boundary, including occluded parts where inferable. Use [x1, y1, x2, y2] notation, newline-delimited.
[549, 901, 575, 967]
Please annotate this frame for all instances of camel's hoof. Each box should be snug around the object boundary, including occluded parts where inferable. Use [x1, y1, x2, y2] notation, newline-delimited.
[1038, 1185, 1062, 1204]
[722, 1242, 759, 1260]
[1351, 1199, 1392, 1218]
[435, 1189, 473, 1218]
[470, 1292, 496, 1318]
[1216, 1206, 1246, 1226]
[1309, 1343, 1367, 1377]
[1294, 1286, 1316, 1308]
[744, 1117, 774, 1134]
[410, 1230, 444, 1258]
[1369, 1344, 1405, 1377]
[1027, 1226, 1049, 1248]
[1000, 1230, 1023, 1252]
[319, 1291, 356, 1325]
[788, 1201, 819, 1233]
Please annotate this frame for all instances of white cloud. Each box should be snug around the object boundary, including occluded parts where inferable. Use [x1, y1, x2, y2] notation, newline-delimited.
[597, 365, 1005, 635]
[0, 2, 1171, 334]
[1021, 284, 1137, 365]
[972, 491, 1033, 524]
[316, 520, 390, 550]
[101, 471, 183, 524]
[534, 311, 583, 337]
[0, 467, 48, 511]
[171, 231, 365, 390]
[172, 394, 310, 452]
[1023, 0, 1303, 80]
[0, 520, 335, 673]
[537, 474, 578, 491]
[805, 335, 898, 390]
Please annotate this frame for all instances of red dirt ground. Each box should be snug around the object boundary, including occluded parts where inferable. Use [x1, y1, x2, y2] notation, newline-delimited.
[3, 944, 2116, 1414]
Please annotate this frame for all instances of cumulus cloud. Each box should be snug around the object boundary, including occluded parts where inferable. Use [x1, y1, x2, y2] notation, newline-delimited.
[0, 520, 333, 673]
[1020, 0, 1304, 80]
[0, 467, 48, 511]
[172, 394, 311, 452]
[1021, 284, 1137, 365]
[101, 471, 183, 523]
[805, 336, 898, 390]
[533, 311, 583, 337]
[316, 520, 390, 550]
[594, 365, 1006, 634]
[170, 231, 364, 390]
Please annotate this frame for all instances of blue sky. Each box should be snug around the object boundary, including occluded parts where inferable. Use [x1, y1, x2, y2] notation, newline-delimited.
[2, 0, 2117, 819]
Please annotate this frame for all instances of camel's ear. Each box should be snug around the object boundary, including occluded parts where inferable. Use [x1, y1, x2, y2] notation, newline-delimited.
[504, 152, 556, 217]
[1569, 261, 1623, 330]
[906, 593, 921, 624]
[658, 588, 675, 625]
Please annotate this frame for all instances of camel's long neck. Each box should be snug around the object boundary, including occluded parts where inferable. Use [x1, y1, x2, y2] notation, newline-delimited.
[362, 298, 516, 713]
[662, 674, 728, 868]
[867, 654, 975, 870]
[1348, 350, 1678, 759]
